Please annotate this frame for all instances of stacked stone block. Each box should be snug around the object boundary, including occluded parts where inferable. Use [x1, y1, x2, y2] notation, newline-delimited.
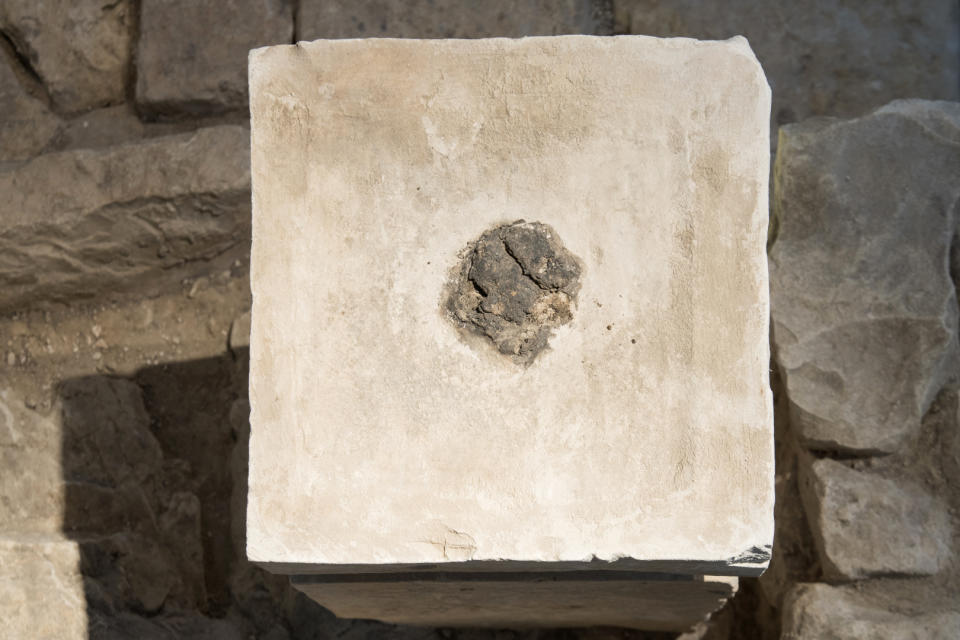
[769, 101, 960, 638]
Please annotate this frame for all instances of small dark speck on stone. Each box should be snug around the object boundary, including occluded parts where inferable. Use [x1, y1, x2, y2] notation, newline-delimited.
[606, 324, 612, 331]
[631, 338, 637, 344]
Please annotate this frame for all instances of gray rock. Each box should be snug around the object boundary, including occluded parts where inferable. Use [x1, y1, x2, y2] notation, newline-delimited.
[60, 376, 162, 488]
[0, 125, 251, 313]
[799, 458, 951, 580]
[158, 491, 207, 608]
[769, 100, 960, 453]
[0, 385, 66, 534]
[228, 311, 251, 354]
[614, 1, 959, 141]
[0, 535, 87, 640]
[782, 583, 960, 639]
[136, 0, 293, 117]
[55, 105, 156, 153]
[0, 0, 131, 114]
[81, 532, 179, 613]
[58, 377, 182, 612]
[88, 610, 248, 640]
[57, 375, 213, 612]
[296, 0, 606, 39]
[0, 51, 61, 162]
[228, 397, 250, 559]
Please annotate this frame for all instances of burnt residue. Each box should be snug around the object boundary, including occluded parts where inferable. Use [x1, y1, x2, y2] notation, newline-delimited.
[444, 220, 582, 365]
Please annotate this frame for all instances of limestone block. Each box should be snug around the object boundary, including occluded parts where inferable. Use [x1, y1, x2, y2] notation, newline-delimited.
[782, 583, 960, 640]
[614, 1, 959, 138]
[0, 535, 87, 640]
[0, 52, 61, 162]
[0, 0, 131, 113]
[770, 100, 960, 454]
[0, 125, 250, 313]
[294, 574, 738, 631]
[248, 34, 772, 572]
[799, 458, 951, 580]
[248, 36, 773, 628]
[297, 0, 605, 40]
[137, 0, 293, 117]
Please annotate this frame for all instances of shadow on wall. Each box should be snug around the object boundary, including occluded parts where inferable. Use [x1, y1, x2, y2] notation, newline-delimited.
[56, 352, 669, 639]
[56, 351, 404, 639]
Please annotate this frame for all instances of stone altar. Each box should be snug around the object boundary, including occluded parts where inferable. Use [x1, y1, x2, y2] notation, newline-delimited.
[247, 35, 773, 630]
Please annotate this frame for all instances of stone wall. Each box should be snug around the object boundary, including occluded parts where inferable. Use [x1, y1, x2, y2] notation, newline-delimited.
[1, 2, 957, 639]
[765, 100, 960, 640]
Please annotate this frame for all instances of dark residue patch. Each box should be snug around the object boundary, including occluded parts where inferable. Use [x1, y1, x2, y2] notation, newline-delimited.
[444, 220, 583, 366]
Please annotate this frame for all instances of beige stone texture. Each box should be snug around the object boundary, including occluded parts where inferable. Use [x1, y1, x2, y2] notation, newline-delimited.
[294, 575, 738, 631]
[0, 535, 87, 640]
[0, 125, 250, 313]
[247, 36, 773, 573]
[0, 51, 61, 162]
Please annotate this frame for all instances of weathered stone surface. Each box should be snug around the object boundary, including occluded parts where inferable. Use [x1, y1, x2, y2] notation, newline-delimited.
[296, 0, 606, 40]
[614, 1, 959, 138]
[799, 458, 951, 580]
[248, 34, 773, 590]
[81, 532, 180, 613]
[0, 51, 61, 162]
[0, 535, 87, 640]
[0, 0, 131, 113]
[769, 100, 960, 454]
[782, 583, 960, 639]
[0, 125, 251, 313]
[137, 0, 293, 117]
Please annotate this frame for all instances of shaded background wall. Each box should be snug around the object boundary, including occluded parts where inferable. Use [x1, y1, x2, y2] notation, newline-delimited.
[0, 1, 958, 639]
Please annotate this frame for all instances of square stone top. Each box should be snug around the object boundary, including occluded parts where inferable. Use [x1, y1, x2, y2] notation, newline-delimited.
[247, 36, 773, 575]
